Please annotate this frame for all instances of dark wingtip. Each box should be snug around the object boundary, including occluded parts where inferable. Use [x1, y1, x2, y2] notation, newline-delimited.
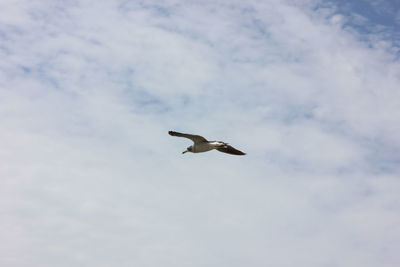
[168, 131, 175, 136]
[217, 147, 246, 156]
[230, 147, 246, 156]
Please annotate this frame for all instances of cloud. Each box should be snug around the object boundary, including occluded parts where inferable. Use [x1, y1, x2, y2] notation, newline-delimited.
[1, 0, 400, 266]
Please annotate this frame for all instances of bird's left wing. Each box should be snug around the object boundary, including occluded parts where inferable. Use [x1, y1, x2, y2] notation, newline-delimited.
[168, 131, 208, 144]
[217, 145, 246, 155]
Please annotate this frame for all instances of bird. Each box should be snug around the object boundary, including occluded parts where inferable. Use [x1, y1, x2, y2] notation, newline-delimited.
[168, 131, 246, 155]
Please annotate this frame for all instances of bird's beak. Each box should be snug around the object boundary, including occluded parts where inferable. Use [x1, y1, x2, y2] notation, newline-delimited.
[182, 150, 188, 154]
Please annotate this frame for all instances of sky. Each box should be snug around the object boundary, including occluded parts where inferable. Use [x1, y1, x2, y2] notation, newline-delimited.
[1, 0, 400, 266]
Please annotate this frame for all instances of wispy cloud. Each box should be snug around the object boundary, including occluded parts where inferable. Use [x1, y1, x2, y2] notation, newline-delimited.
[1, 0, 400, 266]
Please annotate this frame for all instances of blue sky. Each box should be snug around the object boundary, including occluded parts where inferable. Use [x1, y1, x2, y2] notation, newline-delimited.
[1, 0, 400, 266]
[331, 0, 400, 27]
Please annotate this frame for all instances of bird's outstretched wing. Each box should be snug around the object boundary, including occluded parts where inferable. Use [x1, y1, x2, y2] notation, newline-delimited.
[217, 145, 246, 155]
[168, 131, 208, 144]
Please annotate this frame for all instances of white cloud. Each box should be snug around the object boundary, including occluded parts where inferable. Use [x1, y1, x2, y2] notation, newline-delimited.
[1, 0, 400, 266]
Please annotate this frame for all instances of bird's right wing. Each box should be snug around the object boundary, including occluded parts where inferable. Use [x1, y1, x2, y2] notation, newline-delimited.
[217, 145, 246, 155]
[168, 131, 208, 144]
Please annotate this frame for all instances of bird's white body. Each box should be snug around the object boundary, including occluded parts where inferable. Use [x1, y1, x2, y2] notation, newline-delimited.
[192, 141, 225, 153]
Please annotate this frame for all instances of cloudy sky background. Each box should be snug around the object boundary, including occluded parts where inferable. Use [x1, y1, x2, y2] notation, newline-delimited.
[1, 0, 400, 266]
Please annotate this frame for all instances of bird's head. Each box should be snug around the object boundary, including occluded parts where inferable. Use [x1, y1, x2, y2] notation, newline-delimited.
[182, 146, 193, 154]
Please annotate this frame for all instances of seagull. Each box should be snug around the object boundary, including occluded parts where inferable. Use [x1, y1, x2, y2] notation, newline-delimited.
[168, 131, 246, 155]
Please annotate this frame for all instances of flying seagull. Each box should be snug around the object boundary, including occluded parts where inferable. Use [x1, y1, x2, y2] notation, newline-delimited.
[168, 131, 246, 155]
